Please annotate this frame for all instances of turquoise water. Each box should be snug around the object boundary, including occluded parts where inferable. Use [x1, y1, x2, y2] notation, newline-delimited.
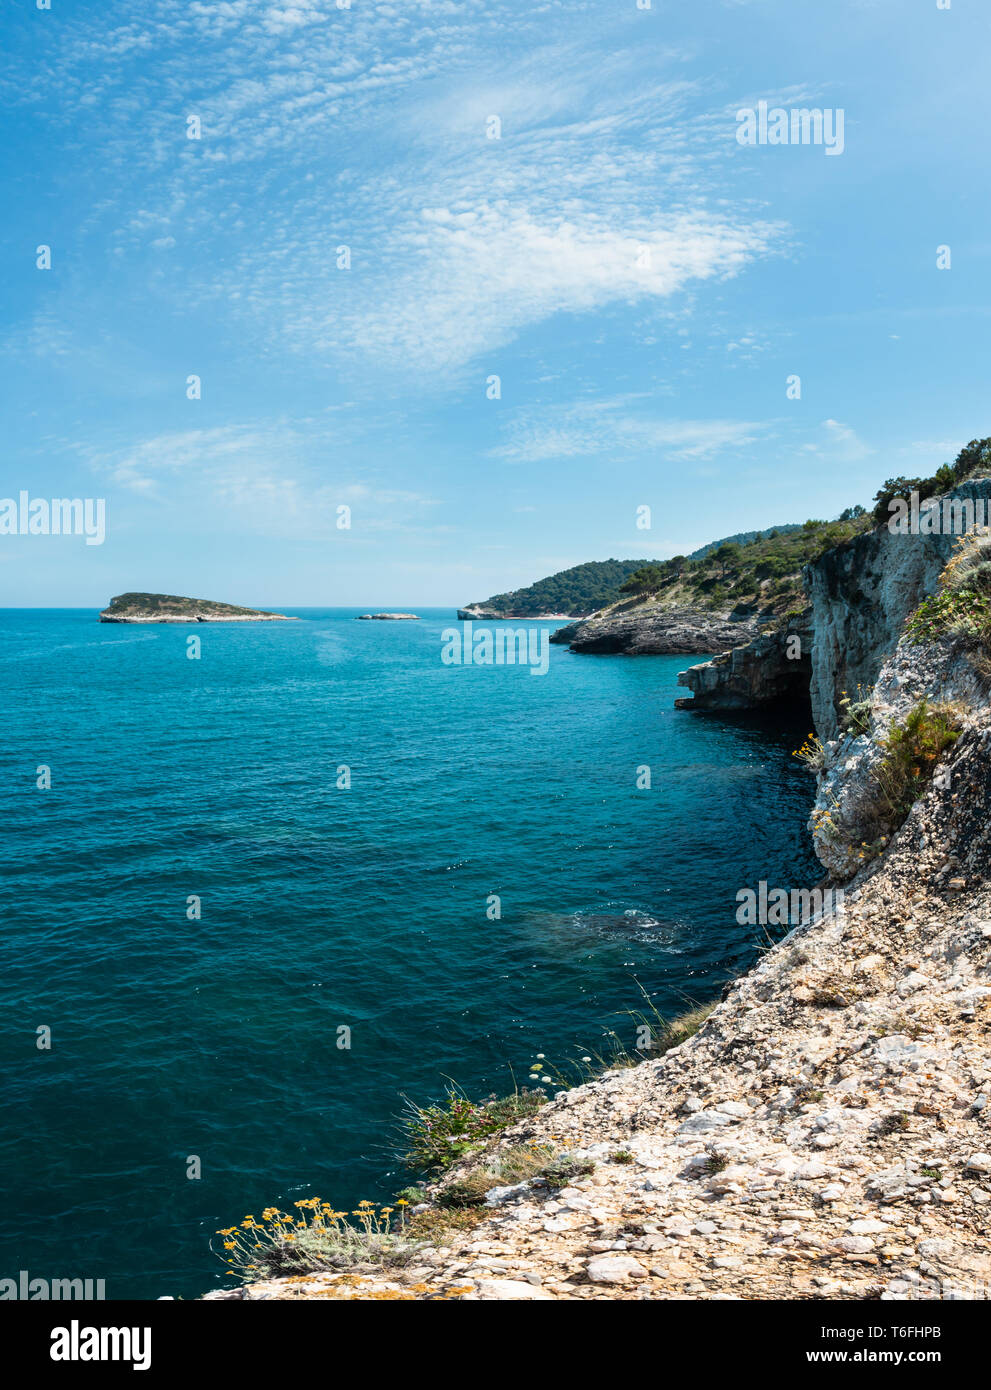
[0, 608, 818, 1298]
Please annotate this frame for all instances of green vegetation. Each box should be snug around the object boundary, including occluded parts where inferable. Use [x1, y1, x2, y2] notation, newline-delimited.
[401, 1087, 546, 1174]
[466, 559, 662, 616]
[794, 733, 827, 773]
[906, 530, 991, 650]
[214, 1196, 492, 1286]
[688, 524, 803, 559]
[618, 513, 873, 617]
[214, 1198, 427, 1282]
[436, 1148, 596, 1209]
[873, 699, 962, 827]
[101, 592, 279, 618]
[615, 990, 719, 1059]
[871, 437, 991, 524]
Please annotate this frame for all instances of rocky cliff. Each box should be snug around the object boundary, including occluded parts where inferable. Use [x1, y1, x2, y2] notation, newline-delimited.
[675, 619, 813, 711]
[804, 481, 991, 737]
[549, 598, 760, 655]
[201, 486, 991, 1303]
[675, 477, 991, 729]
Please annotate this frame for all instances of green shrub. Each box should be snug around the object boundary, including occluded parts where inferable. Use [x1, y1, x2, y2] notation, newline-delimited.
[794, 733, 826, 773]
[872, 700, 961, 827]
[402, 1087, 545, 1174]
[905, 589, 991, 645]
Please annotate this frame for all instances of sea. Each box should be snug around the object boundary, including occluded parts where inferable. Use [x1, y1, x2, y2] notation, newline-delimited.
[0, 607, 819, 1298]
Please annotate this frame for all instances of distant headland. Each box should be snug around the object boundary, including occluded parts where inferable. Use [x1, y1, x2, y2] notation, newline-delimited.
[356, 612, 420, 620]
[98, 593, 297, 623]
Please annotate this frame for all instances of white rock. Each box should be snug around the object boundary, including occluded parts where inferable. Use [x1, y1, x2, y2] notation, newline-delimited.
[585, 1254, 647, 1284]
[472, 1278, 555, 1300]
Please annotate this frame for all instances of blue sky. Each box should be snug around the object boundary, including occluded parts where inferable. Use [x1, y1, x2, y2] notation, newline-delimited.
[1, 0, 988, 606]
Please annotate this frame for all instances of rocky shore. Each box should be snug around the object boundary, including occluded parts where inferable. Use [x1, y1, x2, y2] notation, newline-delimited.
[676, 478, 991, 722]
[676, 618, 813, 712]
[457, 605, 575, 621]
[550, 598, 759, 655]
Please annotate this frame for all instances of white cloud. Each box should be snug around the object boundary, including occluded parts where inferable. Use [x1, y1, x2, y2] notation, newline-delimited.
[79, 423, 440, 537]
[5, 4, 787, 378]
[493, 399, 767, 464]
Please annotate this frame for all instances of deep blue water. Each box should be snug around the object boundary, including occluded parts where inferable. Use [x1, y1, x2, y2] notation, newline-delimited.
[0, 608, 818, 1298]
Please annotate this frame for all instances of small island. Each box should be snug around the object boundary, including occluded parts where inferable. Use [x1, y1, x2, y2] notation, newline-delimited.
[99, 592, 298, 623]
[356, 612, 420, 620]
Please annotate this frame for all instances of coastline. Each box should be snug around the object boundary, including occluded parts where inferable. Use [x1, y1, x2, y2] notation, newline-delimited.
[202, 488, 991, 1302]
[207, 653, 991, 1299]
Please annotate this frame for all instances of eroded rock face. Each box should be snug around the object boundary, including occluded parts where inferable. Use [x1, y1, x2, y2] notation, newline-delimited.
[809, 639, 987, 880]
[805, 478, 991, 738]
[675, 621, 812, 711]
[550, 601, 759, 655]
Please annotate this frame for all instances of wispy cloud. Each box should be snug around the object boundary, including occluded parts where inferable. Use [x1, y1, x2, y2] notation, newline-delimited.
[78, 423, 440, 537]
[493, 399, 768, 464]
[4, 3, 786, 380]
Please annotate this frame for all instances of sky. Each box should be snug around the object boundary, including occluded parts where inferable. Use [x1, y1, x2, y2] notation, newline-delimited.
[1, 0, 988, 607]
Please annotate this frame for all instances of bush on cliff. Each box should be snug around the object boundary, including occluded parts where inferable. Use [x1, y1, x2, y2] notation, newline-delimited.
[872, 699, 962, 828]
[872, 437, 991, 524]
[905, 531, 991, 650]
[214, 1198, 429, 1281]
[401, 1086, 545, 1173]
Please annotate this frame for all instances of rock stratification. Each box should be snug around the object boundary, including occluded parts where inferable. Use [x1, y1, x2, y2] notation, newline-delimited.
[99, 593, 296, 623]
[550, 600, 759, 655]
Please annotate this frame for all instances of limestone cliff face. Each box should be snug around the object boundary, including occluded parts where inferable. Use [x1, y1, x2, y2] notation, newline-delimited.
[806, 478, 991, 738]
[809, 638, 987, 880]
[549, 599, 759, 655]
[675, 620, 812, 712]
